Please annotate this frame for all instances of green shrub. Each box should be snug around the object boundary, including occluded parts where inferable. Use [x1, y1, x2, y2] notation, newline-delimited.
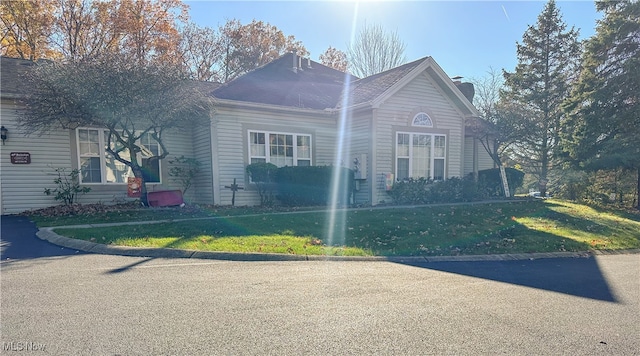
[44, 167, 91, 205]
[275, 166, 354, 206]
[387, 177, 431, 204]
[246, 162, 278, 206]
[388, 176, 480, 205]
[476, 167, 524, 197]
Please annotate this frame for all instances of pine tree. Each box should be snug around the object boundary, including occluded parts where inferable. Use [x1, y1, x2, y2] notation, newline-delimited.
[500, 0, 581, 197]
[562, 0, 640, 209]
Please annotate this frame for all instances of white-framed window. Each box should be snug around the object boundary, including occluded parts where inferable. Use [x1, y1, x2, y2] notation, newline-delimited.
[249, 130, 311, 167]
[412, 112, 433, 127]
[77, 128, 161, 184]
[396, 132, 446, 181]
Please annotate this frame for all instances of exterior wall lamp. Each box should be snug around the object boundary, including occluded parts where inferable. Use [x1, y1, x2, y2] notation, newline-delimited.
[1, 126, 7, 145]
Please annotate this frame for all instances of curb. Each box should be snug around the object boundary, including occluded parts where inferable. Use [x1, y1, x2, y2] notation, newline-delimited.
[35, 227, 640, 263]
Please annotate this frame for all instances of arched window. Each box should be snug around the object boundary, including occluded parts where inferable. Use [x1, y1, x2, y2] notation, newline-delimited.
[412, 112, 433, 127]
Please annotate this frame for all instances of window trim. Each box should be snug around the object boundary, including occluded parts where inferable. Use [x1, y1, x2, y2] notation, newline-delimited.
[247, 130, 312, 167]
[395, 131, 446, 181]
[76, 127, 162, 185]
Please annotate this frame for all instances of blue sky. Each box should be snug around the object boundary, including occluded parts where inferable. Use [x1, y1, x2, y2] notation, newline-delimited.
[184, 1, 601, 80]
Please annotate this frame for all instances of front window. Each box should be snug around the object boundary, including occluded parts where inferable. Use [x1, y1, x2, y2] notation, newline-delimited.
[77, 128, 161, 184]
[396, 132, 446, 181]
[248, 130, 311, 167]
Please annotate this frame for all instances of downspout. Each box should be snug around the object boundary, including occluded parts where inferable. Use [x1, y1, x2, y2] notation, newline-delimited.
[370, 108, 378, 205]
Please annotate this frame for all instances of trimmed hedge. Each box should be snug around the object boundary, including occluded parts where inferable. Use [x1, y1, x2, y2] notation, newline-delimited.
[388, 167, 524, 205]
[275, 166, 354, 206]
[388, 177, 479, 204]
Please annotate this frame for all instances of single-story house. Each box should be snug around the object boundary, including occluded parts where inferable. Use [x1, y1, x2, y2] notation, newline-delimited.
[0, 54, 494, 214]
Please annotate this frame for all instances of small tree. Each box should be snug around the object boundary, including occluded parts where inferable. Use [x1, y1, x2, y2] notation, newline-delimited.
[168, 155, 201, 195]
[44, 167, 91, 205]
[18, 54, 214, 206]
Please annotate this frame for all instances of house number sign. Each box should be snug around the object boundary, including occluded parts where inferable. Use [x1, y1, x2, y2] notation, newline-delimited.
[10, 152, 31, 164]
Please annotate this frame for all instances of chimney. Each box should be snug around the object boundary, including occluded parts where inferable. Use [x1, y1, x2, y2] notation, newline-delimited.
[458, 82, 475, 103]
[298, 56, 303, 71]
[306, 58, 312, 69]
[451, 76, 474, 102]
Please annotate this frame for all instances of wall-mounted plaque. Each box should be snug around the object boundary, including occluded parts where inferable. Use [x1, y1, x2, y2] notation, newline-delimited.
[10, 152, 31, 164]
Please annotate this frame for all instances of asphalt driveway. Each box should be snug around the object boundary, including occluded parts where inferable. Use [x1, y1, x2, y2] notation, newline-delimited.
[1, 215, 84, 260]
[2, 214, 639, 354]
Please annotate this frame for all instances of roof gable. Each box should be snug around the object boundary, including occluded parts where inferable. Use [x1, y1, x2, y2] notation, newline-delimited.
[342, 56, 479, 116]
[213, 53, 357, 110]
[343, 56, 427, 107]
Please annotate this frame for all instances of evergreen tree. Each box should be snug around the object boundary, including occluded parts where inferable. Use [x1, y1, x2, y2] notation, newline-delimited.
[562, 0, 640, 209]
[500, 0, 581, 197]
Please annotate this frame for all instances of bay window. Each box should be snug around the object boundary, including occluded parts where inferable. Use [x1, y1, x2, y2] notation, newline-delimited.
[77, 128, 161, 184]
[396, 132, 446, 181]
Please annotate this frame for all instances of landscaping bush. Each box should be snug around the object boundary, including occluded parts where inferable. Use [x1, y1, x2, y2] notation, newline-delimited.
[246, 162, 278, 206]
[387, 177, 431, 204]
[44, 167, 91, 205]
[476, 167, 524, 197]
[388, 176, 480, 205]
[275, 166, 354, 206]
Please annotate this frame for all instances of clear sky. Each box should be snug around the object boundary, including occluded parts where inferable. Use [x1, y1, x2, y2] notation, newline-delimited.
[184, 1, 601, 80]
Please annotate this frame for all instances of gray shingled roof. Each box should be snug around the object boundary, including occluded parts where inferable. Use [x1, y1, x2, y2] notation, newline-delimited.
[213, 53, 358, 110]
[342, 56, 429, 106]
[1, 56, 39, 96]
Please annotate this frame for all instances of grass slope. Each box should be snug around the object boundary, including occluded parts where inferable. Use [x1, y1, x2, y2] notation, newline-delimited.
[46, 200, 640, 257]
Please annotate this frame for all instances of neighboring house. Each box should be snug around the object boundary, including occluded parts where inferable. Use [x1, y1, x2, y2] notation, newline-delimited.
[0, 54, 494, 214]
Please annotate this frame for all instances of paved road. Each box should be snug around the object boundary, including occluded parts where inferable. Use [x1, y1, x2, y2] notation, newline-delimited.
[1, 216, 639, 355]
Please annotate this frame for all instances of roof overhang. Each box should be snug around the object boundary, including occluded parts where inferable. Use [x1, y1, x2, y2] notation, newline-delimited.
[214, 98, 335, 117]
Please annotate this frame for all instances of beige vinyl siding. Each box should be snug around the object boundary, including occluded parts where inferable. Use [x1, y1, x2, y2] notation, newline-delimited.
[1, 101, 73, 213]
[477, 142, 496, 171]
[211, 104, 336, 206]
[463, 136, 477, 176]
[190, 122, 214, 205]
[348, 111, 373, 205]
[371, 72, 466, 204]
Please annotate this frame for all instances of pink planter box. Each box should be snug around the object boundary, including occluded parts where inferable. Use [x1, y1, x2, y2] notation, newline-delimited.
[147, 190, 184, 207]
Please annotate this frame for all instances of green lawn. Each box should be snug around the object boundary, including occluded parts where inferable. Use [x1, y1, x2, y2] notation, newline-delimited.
[42, 200, 640, 257]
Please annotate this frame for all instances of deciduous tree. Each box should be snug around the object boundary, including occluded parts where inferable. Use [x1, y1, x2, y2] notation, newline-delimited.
[346, 22, 406, 77]
[18, 55, 214, 205]
[179, 22, 221, 81]
[319, 46, 347, 72]
[1, 0, 57, 60]
[218, 19, 308, 82]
